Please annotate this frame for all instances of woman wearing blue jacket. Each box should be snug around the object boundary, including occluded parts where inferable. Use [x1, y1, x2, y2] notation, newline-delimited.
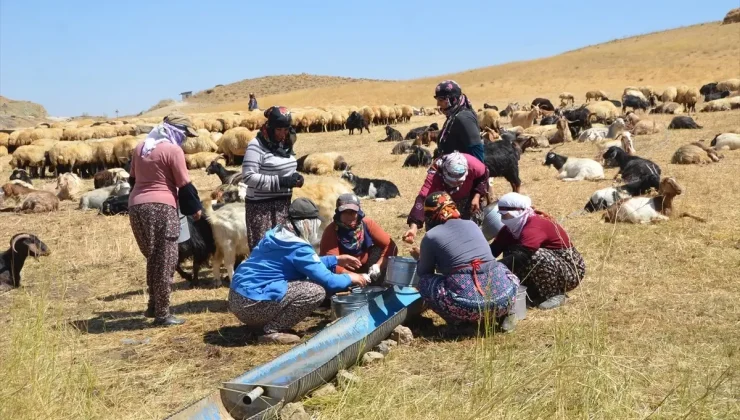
[229, 197, 369, 345]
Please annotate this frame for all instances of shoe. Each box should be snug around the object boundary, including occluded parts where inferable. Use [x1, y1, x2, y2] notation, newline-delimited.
[500, 314, 517, 333]
[258, 332, 301, 345]
[153, 315, 186, 326]
[538, 294, 568, 310]
[144, 305, 155, 318]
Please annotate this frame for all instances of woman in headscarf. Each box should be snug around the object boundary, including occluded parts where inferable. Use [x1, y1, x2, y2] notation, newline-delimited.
[402, 152, 489, 244]
[320, 193, 398, 284]
[242, 106, 304, 250]
[229, 198, 370, 344]
[434, 80, 484, 163]
[128, 112, 203, 326]
[490, 192, 586, 310]
[410, 192, 519, 331]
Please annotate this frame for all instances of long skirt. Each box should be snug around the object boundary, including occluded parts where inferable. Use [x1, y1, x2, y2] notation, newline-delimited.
[245, 197, 291, 250]
[509, 247, 586, 303]
[228, 281, 325, 334]
[418, 261, 518, 323]
[129, 203, 180, 318]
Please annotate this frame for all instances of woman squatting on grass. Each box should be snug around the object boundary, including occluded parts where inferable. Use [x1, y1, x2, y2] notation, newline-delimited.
[127, 112, 203, 327]
[319, 193, 398, 286]
[228, 198, 370, 345]
[241, 106, 304, 250]
[490, 192, 586, 310]
[410, 192, 520, 332]
[403, 152, 489, 244]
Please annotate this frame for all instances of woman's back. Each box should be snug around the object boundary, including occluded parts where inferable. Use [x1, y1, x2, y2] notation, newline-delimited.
[129, 142, 189, 207]
[417, 218, 493, 275]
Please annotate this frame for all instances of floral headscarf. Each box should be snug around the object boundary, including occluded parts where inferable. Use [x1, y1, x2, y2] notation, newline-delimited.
[423, 191, 461, 229]
[440, 152, 468, 193]
[334, 208, 373, 255]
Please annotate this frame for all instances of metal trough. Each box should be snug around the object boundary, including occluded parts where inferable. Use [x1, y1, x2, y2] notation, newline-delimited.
[166, 286, 422, 420]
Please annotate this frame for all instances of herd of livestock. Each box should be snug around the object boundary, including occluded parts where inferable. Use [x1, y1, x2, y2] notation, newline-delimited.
[1, 77, 740, 288]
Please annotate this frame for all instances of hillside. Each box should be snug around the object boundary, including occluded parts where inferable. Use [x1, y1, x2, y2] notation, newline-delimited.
[0, 95, 49, 129]
[193, 21, 739, 113]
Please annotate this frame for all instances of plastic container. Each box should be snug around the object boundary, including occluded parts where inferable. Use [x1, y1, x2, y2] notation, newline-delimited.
[513, 285, 528, 320]
[330, 294, 369, 319]
[481, 203, 504, 241]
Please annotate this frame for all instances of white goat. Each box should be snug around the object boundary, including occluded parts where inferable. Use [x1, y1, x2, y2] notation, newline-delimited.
[202, 200, 250, 282]
[544, 151, 605, 181]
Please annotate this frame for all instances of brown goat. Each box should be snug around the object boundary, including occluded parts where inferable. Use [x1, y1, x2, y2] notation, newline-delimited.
[415, 130, 439, 146]
[16, 192, 60, 213]
[1, 182, 35, 203]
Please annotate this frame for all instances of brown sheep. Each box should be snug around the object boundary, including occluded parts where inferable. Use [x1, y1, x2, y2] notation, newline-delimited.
[671, 142, 722, 164]
[16, 191, 60, 213]
[585, 90, 608, 102]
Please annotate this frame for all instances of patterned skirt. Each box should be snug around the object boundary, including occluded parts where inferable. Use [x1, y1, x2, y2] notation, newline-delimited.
[510, 247, 586, 302]
[245, 197, 291, 250]
[418, 261, 519, 323]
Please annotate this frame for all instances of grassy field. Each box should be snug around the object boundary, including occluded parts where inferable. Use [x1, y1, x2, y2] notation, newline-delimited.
[1, 19, 740, 420]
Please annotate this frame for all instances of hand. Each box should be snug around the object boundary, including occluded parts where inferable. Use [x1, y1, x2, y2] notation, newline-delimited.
[410, 246, 421, 260]
[402, 225, 418, 244]
[368, 264, 381, 281]
[349, 272, 369, 287]
[279, 173, 304, 189]
[337, 254, 362, 271]
[470, 195, 481, 214]
[192, 210, 202, 221]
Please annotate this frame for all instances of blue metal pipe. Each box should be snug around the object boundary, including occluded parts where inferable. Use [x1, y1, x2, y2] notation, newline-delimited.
[166, 286, 421, 420]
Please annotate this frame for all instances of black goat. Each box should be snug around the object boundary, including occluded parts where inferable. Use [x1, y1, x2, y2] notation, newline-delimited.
[341, 169, 401, 199]
[539, 115, 560, 126]
[402, 146, 432, 168]
[483, 139, 521, 192]
[405, 123, 439, 140]
[100, 194, 130, 216]
[176, 216, 216, 286]
[608, 99, 622, 109]
[206, 160, 241, 185]
[700, 82, 718, 96]
[346, 111, 370, 135]
[602, 146, 661, 194]
[531, 98, 555, 112]
[391, 140, 414, 155]
[483, 103, 499, 110]
[379, 126, 404, 142]
[0, 233, 51, 290]
[704, 91, 730, 102]
[622, 95, 650, 113]
[668, 116, 702, 130]
[9, 169, 32, 186]
[562, 106, 592, 136]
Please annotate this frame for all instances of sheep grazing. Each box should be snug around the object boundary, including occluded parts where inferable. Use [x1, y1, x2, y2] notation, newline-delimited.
[603, 177, 704, 224]
[622, 95, 650, 113]
[340, 169, 401, 200]
[205, 160, 242, 185]
[177, 215, 217, 286]
[184, 152, 222, 170]
[602, 146, 661, 194]
[675, 86, 700, 113]
[93, 168, 129, 189]
[668, 116, 702, 130]
[346, 111, 370, 135]
[0, 233, 51, 290]
[296, 152, 348, 176]
[559, 92, 575, 106]
[586, 101, 620, 124]
[671, 142, 722, 164]
[716, 78, 740, 92]
[391, 140, 415, 155]
[9, 169, 32, 186]
[405, 123, 438, 140]
[379, 126, 403, 142]
[543, 152, 604, 182]
[510, 106, 540, 129]
[10, 145, 47, 178]
[79, 180, 130, 211]
[293, 177, 355, 229]
[56, 172, 82, 201]
[661, 87, 678, 103]
[201, 200, 250, 282]
[710, 133, 740, 150]
[16, 191, 60, 213]
[531, 98, 555, 112]
[181, 130, 218, 154]
[402, 146, 432, 168]
[484, 139, 522, 192]
[585, 90, 608, 102]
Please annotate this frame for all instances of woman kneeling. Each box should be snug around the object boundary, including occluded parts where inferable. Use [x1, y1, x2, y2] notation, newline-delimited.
[229, 198, 369, 344]
[490, 192, 586, 310]
[412, 192, 519, 330]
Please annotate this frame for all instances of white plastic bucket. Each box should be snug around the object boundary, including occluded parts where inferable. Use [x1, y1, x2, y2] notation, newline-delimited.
[513, 285, 528, 320]
[481, 203, 504, 241]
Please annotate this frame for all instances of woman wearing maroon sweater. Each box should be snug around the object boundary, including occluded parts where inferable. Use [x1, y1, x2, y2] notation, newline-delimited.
[490, 192, 586, 310]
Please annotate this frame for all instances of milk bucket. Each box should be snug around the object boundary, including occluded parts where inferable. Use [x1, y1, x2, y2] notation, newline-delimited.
[481, 203, 504, 241]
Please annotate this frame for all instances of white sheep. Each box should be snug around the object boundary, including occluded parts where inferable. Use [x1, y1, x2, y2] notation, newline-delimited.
[711, 133, 740, 151]
[543, 151, 605, 181]
[79, 180, 130, 210]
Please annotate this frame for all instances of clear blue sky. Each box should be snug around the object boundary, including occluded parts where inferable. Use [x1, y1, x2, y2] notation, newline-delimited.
[0, 0, 736, 117]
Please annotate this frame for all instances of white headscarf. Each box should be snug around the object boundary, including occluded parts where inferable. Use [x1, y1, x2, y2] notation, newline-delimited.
[293, 218, 322, 247]
[440, 152, 468, 192]
[497, 192, 535, 239]
[140, 122, 187, 158]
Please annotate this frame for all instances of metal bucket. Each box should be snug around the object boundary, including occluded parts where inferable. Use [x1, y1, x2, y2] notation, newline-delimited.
[481, 202, 504, 241]
[350, 285, 386, 300]
[331, 293, 369, 319]
[384, 256, 419, 288]
[513, 285, 528, 320]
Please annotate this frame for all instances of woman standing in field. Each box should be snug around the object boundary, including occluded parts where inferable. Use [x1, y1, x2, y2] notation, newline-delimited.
[128, 112, 203, 327]
[242, 106, 304, 250]
[433, 80, 484, 163]
[402, 152, 489, 244]
[489, 192, 586, 310]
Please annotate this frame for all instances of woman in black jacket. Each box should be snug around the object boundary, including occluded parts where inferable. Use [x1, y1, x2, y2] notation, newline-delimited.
[433, 80, 484, 163]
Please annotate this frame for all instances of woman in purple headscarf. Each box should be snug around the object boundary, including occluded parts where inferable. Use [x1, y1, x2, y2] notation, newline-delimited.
[433, 80, 484, 163]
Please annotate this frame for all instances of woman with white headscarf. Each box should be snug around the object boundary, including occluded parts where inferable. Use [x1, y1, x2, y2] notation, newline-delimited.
[403, 151, 489, 244]
[490, 192, 586, 310]
[228, 198, 370, 345]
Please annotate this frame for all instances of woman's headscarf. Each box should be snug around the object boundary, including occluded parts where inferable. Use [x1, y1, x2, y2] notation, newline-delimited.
[434, 80, 474, 148]
[288, 197, 322, 246]
[497, 192, 535, 239]
[140, 122, 187, 158]
[423, 191, 461, 229]
[439, 152, 468, 193]
[256, 106, 296, 158]
[333, 193, 373, 255]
